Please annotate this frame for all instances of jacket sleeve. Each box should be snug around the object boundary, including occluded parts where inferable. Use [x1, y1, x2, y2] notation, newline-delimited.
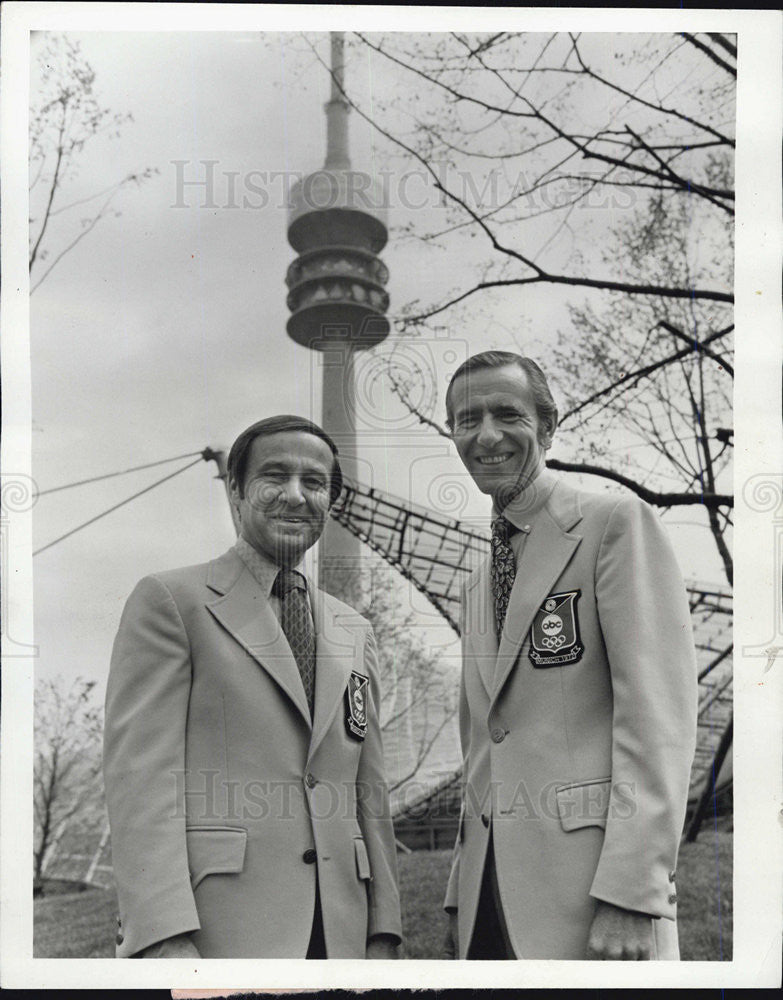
[355, 627, 403, 943]
[103, 575, 200, 957]
[589, 496, 699, 920]
[443, 585, 471, 913]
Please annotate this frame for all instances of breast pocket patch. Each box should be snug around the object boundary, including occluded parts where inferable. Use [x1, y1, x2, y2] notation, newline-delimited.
[345, 671, 369, 740]
[528, 590, 583, 667]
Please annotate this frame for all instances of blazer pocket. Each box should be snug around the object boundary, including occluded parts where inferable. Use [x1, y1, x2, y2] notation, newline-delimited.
[555, 778, 611, 833]
[186, 825, 247, 890]
[353, 836, 372, 881]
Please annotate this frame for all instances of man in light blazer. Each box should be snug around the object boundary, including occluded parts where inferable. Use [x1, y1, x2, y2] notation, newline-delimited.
[442, 351, 698, 960]
[104, 415, 401, 959]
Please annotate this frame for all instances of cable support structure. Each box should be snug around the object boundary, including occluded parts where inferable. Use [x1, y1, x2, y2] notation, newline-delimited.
[34, 450, 209, 497]
[33, 457, 205, 556]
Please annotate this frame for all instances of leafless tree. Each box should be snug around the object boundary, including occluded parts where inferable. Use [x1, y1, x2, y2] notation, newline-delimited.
[357, 560, 458, 792]
[34, 676, 104, 886]
[29, 33, 157, 293]
[299, 32, 735, 317]
[551, 188, 733, 584]
[308, 31, 734, 580]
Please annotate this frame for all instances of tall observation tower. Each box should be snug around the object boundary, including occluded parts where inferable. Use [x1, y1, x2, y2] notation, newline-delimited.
[285, 32, 390, 599]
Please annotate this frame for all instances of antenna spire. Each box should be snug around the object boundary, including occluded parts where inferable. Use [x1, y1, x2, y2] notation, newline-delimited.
[324, 31, 350, 169]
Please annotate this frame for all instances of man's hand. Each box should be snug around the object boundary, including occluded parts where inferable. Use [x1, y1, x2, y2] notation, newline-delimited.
[585, 901, 654, 960]
[138, 933, 201, 959]
[443, 911, 459, 959]
[366, 933, 400, 959]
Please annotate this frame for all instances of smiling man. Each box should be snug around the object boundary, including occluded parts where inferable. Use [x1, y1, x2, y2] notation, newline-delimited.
[103, 415, 401, 959]
[441, 352, 698, 961]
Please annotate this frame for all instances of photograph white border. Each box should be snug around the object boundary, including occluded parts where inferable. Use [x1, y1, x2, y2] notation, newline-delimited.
[2, 2, 781, 989]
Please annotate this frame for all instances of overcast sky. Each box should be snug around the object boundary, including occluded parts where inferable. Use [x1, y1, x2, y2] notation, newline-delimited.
[27, 28, 734, 699]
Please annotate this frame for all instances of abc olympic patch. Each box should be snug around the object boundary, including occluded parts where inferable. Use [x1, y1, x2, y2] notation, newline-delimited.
[345, 671, 369, 740]
[528, 590, 583, 667]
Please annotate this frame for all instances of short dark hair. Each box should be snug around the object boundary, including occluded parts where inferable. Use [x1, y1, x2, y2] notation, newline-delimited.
[227, 415, 344, 506]
[445, 350, 558, 434]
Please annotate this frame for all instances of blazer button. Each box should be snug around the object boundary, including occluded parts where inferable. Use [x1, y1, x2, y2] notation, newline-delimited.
[115, 932, 124, 946]
[491, 727, 506, 744]
[669, 870, 676, 883]
[668, 893, 678, 905]
[481, 814, 490, 828]
[305, 773, 317, 789]
[302, 848, 317, 865]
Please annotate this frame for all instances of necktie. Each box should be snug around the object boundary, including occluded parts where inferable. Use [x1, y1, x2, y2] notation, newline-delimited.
[490, 516, 516, 638]
[273, 569, 315, 717]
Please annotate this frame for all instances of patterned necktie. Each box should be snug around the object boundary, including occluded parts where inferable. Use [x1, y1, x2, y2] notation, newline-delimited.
[490, 516, 517, 638]
[273, 569, 315, 717]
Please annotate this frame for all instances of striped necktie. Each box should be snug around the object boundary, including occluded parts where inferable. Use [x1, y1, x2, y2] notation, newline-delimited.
[272, 569, 315, 717]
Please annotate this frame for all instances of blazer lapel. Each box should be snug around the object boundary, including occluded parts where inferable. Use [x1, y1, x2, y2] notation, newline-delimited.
[491, 483, 583, 704]
[206, 553, 312, 728]
[463, 559, 498, 699]
[308, 588, 358, 761]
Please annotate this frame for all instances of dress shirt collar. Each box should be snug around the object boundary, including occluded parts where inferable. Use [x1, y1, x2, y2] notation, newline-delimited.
[492, 467, 558, 534]
[233, 536, 310, 598]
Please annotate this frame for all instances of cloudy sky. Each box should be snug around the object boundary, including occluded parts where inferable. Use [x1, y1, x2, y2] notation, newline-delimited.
[20, 20, 740, 702]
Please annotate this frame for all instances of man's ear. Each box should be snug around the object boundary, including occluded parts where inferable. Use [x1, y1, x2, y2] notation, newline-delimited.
[539, 409, 559, 450]
[228, 476, 242, 518]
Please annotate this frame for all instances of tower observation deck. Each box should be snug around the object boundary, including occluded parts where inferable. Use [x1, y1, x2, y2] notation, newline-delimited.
[285, 32, 391, 597]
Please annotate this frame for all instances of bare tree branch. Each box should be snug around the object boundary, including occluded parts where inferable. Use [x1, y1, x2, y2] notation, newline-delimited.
[398, 273, 730, 332]
[624, 125, 733, 211]
[384, 366, 452, 439]
[29, 103, 66, 271]
[681, 33, 737, 77]
[568, 33, 734, 148]
[439, 34, 733, 213]
[29, 35, 157, 292]
[707, 33, 737, 60]
[318, 39, 734, 313]
[546, 459, 731, 509]
[656, 320, 734, 377]
[559, 324, 734, 425]
[31, 187, 120, 294]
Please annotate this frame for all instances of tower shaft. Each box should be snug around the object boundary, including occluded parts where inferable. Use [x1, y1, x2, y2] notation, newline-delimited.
[285, 31, 391, 600]
[319, 342, 361, 599]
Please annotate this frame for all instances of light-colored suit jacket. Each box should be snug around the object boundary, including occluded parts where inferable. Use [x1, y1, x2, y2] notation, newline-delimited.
[104, 547, 401, 958]
[444, 473, 698, 959]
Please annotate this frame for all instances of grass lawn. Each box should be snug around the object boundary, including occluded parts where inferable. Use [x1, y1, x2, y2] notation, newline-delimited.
[34, 886, 117, 958]
[676, 826, 733, 961]
[35, 829, 732, 960]
[398, 829, 733, 960]
[398, 849, 452, 958]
